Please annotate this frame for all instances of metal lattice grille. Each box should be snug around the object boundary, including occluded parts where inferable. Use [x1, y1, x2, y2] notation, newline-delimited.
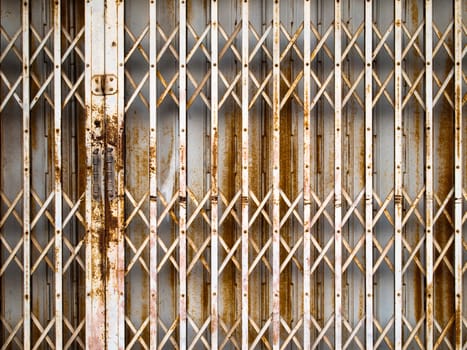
[0, 0, 466, 349]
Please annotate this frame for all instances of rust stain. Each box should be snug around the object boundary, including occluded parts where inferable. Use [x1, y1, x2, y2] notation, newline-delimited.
[187, 0, 208, 24]
[91, 104, 105, 142]
[359, 287, 364, 320]
[433, 53, 455, 339]
[105, 112, 120, 148]
[160, 123, 175, 193]
[413, 112, 422, 323]
[357, 117, 365, 187]
[247, 91, 262, 341]
[279, 60, 293, 328]
[128, 119, 150, 340]
[410, 0, 418, 33]
[211, 130, 218, 194]
[30, 110, 40, 154]
[455, 86, 461, 158]
[78, 106, 88, 225]
[455, 299, 462, 345]
[87, 96, 107, 349]
[219, 107, 238, 332]
[406, 0, 423, 317]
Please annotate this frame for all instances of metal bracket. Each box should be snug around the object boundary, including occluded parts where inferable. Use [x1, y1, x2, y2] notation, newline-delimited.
[92, 74, 118, 96]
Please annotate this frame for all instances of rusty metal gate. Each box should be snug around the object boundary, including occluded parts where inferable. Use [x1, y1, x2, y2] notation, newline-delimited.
[0, 0, 466, 349]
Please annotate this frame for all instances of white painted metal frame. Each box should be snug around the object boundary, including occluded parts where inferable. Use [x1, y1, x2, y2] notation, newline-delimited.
[210, 1, 219, 348]
[303, 0, 311, 348]
[241, 1, 250, 349]
[22, 1, 31, 348]
[272, 0, 281, 349]
[179, 0, 188, 348]
[364, 1, 373, 348]
[149, 0, 158, 347]
[334, 0, 343, 348]
[53, 1, 63, 348]
[394, 1, 403, 348]
[105, 1, 125, 348]
[453, 0, 463, 348]
[85, 1, 106, 348]
[272, 0, 281, 350]
[425, 1, 434, 348]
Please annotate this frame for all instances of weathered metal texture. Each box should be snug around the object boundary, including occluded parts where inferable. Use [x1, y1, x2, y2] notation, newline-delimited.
[0, 0, 466, 349]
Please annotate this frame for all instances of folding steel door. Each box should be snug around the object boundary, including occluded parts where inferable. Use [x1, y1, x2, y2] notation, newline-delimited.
[0, 0, 466, 349]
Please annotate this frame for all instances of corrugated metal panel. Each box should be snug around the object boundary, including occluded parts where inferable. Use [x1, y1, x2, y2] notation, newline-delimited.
[0, 0, 466, 349]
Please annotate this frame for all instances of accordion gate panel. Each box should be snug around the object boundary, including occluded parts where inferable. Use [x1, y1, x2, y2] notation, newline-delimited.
[0, 0, 465, 349]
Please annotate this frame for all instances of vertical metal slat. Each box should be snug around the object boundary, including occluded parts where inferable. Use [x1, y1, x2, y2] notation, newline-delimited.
[22, 1, 31, 348]
[210, 0, 219, 347]
[179, 0, 188, 347]
[118, 1, 126, 346]
[334, 0, 343, 348]
[453, 0, 463, 348]
[364, 1, 373, 348]
[149, 0, 158, 346]
[425, 1, 434, 348]
[241, 1, 250, 347]
[272, 0, 281, 348]
[85, 0, 106, 347]
[394, 1, 403, 348]
[105, 0, 125, 348]
[84, 0, 93, 345]
[303, 0, 312, 347]
[53, 1, 63, 348]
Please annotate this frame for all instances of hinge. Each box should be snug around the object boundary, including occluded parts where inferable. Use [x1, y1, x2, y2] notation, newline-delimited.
[92, 74, 118, 96]
[92, 147, 116, 201]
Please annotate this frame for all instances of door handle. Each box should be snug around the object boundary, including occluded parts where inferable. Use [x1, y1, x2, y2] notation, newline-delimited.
[92, 148, 102, 200]
[105, 147, 115, 200]
[92, 146, 115, 201]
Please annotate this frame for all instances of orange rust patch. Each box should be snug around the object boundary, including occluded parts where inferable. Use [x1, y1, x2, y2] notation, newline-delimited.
[433, 55, 455, 339]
